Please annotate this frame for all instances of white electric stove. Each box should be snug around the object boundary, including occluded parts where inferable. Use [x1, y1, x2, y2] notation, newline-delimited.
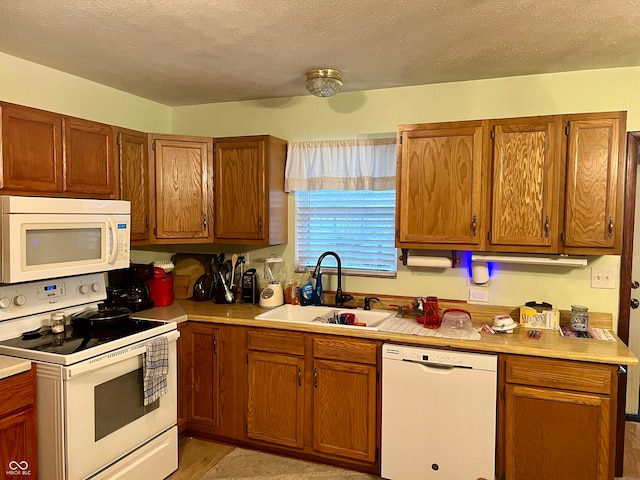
[0, 273, 179, 480]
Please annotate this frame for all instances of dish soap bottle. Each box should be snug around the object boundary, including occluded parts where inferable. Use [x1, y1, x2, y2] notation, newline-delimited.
[313, 270, 323, 305]
[299, 268, 314, 306]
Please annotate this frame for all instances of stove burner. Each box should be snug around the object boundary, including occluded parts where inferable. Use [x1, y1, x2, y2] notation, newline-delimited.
[0, 319, 166, 356]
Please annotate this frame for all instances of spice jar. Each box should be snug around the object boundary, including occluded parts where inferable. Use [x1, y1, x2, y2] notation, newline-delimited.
[570, 305, 589, 332]
[51, 312, 66, 334]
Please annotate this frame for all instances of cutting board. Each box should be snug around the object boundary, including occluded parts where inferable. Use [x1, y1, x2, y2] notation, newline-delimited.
[172, 258, 205, 299]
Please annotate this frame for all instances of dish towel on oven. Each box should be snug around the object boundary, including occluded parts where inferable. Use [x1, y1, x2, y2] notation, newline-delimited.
[143, 336, 169, 406]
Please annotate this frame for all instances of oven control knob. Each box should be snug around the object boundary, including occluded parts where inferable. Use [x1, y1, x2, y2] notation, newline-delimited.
[90, 282, 100, 293]
[0, 297, 10, 309]
[13, 294, 26, 307]
[78, 284, 89, 294]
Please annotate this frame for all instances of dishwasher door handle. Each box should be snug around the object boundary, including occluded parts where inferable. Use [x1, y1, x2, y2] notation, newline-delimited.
[401, 358, 471, 370]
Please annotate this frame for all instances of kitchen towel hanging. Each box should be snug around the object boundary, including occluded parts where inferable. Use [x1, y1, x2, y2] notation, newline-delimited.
[143, 336, 169, 406]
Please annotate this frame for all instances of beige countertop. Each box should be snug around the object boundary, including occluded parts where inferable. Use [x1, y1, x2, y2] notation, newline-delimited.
[131, 302, 189, 323]
[0, 356, 31, 380]
[146, 300, 638, 366]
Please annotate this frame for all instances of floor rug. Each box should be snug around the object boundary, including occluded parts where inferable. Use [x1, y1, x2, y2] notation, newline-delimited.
[200, 447, 381, 480]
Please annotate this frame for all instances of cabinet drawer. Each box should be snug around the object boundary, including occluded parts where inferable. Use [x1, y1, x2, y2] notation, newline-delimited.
[0, 366, 35, 417]
[313, 337, 378, 365]
[504, 355, 614, 394]
[247, 329, 305, 356]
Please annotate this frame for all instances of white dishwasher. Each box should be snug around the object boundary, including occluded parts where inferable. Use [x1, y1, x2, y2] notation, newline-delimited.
[381, 344, 497, 480]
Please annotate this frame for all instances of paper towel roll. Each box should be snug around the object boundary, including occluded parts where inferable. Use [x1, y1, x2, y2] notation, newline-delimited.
[406, 255, 452, 268]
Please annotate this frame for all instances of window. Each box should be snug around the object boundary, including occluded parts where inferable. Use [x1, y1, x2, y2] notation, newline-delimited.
[295, 189, 396, 276]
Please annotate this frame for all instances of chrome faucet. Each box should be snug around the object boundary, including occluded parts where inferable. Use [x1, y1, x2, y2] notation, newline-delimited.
[313, 251, 353, 307]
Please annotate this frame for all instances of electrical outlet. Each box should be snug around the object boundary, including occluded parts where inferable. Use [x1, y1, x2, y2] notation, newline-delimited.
[469, 288, 489, 302]
[591, 268, 616, 289]
[239, 252, 249, 264]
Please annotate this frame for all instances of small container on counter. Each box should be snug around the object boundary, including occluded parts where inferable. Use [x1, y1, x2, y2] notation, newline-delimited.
[51, 312, 66, 334]
[570, 305, 589, 332]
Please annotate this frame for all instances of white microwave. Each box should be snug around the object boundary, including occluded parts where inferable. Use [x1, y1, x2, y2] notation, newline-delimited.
[0, 196, 131, 284]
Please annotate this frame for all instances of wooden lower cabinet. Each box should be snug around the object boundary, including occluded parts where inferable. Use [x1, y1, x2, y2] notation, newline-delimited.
[247, 350, 305, 448]
[0, 365, 38, 479]
[312, 358, 377, 462]
[500, 355, 617, 480]
[245, 329, 379, 469]
[182, 322, 246, 440]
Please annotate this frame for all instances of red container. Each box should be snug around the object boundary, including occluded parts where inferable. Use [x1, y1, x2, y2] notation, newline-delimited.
[147, 268, 174, 307]
[421, 296, 441, 329]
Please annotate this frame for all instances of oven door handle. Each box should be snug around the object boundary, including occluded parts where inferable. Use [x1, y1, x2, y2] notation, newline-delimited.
[63, 330, 180, 380]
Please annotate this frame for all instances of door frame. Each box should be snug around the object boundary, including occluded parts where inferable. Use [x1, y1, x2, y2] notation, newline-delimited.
[615, 131, 639, 475]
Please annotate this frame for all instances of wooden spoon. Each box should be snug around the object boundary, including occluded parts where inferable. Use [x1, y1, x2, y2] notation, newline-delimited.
[230, 253, 238, 288]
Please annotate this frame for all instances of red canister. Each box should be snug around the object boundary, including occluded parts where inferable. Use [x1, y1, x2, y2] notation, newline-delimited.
[147, 268, 174, 307]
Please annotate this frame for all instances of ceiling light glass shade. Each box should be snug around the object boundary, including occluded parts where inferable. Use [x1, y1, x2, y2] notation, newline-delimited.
[305, 68, 343, 97]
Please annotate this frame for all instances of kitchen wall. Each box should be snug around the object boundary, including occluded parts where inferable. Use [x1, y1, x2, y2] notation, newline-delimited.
[1, 51, 637, 326]
[0, 52, 172, 133]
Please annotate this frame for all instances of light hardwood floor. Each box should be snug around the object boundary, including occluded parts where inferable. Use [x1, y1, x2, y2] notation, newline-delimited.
[625, 421, 640, 478]
[169, 422, 640, 480]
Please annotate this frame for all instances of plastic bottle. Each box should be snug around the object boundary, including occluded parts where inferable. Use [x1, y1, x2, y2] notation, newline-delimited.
[313, 270, 323, 305]
[299, 269, 314, 306]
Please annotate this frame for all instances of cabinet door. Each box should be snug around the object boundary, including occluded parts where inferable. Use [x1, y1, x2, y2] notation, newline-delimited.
[190, 325, 220, 427]
[116, 128, 150, 243]
[0, 408, 38, 478]
[397, 122, 486, 248]
[153, 136, 212, 242]
[214, 138, 266, 242]
[489, 117, 562, 251]
[246, 351, 304, 448]
[563, 113, 625, 254]
[504, 384, 612, 480]
[312, 359, 377, 462]
[0, 103, 63, 193]
[63, 116, 115, 197]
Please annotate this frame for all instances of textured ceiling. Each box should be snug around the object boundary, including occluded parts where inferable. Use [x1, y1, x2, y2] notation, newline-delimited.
[1, 0, 640, 106]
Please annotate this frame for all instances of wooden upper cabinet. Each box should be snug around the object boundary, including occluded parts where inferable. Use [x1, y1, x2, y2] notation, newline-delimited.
[213, 135, 287, 245]
[488, 116, 563, 252]
[63, 116, 115, 197]
[0, 102, 63, 193]
[396, 121, 487, 249]
[562, 112, 626, 254]
[151, 134, 213, 243]
[115, 128, 150, 244]
[0, 102, 115, 198]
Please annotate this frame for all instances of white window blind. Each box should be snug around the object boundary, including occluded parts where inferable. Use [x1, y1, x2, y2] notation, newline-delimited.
[295, 190, 397, 276]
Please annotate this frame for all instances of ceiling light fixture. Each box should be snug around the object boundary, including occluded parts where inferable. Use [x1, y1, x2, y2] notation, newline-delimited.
[305, 68, 343, 97]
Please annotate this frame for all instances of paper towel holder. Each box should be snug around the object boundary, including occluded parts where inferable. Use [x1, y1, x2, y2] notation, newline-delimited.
[400, 249, 460, 268]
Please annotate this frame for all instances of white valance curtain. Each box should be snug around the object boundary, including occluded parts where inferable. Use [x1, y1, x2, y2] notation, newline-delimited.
[284, 138, 396, 191]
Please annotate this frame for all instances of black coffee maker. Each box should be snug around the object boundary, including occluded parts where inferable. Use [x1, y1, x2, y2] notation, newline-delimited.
[107, 263, 155, 312]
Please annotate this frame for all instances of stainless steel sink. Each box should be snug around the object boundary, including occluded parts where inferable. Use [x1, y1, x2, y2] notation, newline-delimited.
[254, 304, 394, 330]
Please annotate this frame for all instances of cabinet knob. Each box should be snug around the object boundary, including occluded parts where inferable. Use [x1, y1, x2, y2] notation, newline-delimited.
[633, 281, 640, 289]
[314, 367, 318, 388]
[608, 216, 614, 238]
[203, 215, 207, 232]
[632, 298, 639, 309]
[471, 215, 477, 237]
[298, 367, 302, 387]
[544, 216, 550, 238]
